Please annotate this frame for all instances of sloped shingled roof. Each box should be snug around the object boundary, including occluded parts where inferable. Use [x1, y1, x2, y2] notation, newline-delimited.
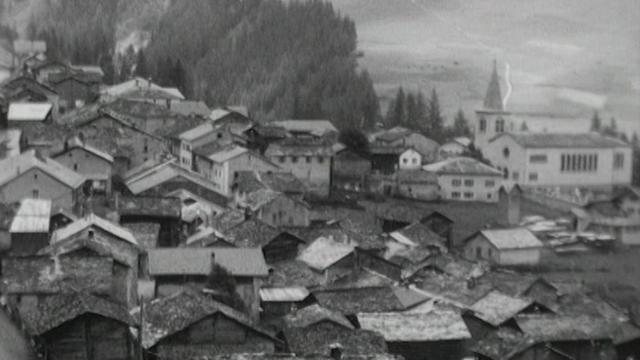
[423, 157, 502, 176]
[284, 303, 354, 329]
[313, 286, 417, 314]
[516, 314, 613, 341]
[21, 292, 133, 336]
[477, 228, 542, 250]
[470, 290, 534, 326]
[491, 132, 629, 149]
[136, 290, 274, 349]
[358, 311, 471, 341]
[0, 150, 85, 189]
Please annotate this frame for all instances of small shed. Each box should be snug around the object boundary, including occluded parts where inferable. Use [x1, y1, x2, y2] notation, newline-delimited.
[357, 311, 472, 360]
[464, 228, 543, 266]
[20, 293, 135, 360]
[297, 236, 356, 283]
[138, 290, 279, 359]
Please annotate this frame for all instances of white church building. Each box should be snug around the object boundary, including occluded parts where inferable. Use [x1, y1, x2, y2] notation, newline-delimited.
[473, 62, 632, 190]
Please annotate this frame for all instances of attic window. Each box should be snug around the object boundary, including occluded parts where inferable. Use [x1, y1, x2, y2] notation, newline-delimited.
[503, 147, 510, 158]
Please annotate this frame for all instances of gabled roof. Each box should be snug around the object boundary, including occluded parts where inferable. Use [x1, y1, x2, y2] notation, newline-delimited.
[100, 77, 184, 100]
[53, 137, 114, 163]
[470, 290, 534, 326]
[233, 171, 305, 195]
[516, 314, 612, 341]
[22, 292, 132, 336]
[48, 70, 102, 85]
[147, 248, 269, 277]
[490, 132, 629, 149]
[423, 157, 501, 176]
[390, 221, 446, 250]
[284, 303, 354, 329]
[51, 213, 138, 246]
[124, 160, 228, 206]
[39, 232, 140, 266]
[271, 119, 338, 137]
[116, 196, 182, 218]
[297, 236, 356, 271]
[266, 259, 326, 288]
[470, 328, 537, 360]
[8, 102, 52, 121]
[239, 189, 308, 212]
[136, 289, 274, 349]
[474, 228, 543, 250]
[313, 286, 427, 314]
[170, 100, 211, 117]
[358, 311, 471, 341]
[283, 325, 387, 357]
[224, 218, 286, 248]
[178, 122, 215, 141]
[9, 198, 51, 233]
[0, 150, 85, 189]
[208, 144, 248, 163]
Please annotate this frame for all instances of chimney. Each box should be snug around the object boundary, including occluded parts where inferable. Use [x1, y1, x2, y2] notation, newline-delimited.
[329, 344, 343, 360]
[466, 277, 477, 290]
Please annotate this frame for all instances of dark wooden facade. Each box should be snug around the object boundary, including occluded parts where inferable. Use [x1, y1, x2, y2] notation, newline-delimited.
[10, 232, 50, 255]
[152, 313, 276, 359]
[262, 232, 304, 263]
[387, 339, 469, 360]
[39, 313, 134, 360]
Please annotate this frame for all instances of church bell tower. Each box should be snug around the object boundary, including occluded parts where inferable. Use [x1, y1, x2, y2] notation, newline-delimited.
[474, 60, 511, 153]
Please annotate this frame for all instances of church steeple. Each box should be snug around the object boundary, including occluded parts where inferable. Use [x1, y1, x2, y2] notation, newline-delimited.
[483, 60, 504, 111]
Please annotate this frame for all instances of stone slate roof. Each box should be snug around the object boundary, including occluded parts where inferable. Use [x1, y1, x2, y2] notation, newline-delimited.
[390, 221, 446, 250]
[283, 303, 354, 329]
[234, 171, 306, 195]
[202, 354, 402, 360]
[137, 289, 275, 349]
[516, 314, 613, 341]
[224, 218, 300, 249]
[471, 328, 537, 359]
[283, 324, 387, 356]
[1, 255, 112, 295]
[51, 213, 138, 246]
[475, 228, 543, 250]
[297, 236, 355, 271]
[423, 157, 502, 176]
[313, 286, 426, 314]
[21, 292, 133, 336]
[358, 311, 471, 342]
[491, 132, 629, 149]
[266, 259, 326, 288]
[116, 196, 182, 218]
[470, 290, 534, 326]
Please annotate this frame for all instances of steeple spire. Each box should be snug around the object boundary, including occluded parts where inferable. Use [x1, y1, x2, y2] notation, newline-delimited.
[483, 59, 504, 111]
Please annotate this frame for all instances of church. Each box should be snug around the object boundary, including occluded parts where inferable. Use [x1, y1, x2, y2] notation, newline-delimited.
[474, 62, 632, 191]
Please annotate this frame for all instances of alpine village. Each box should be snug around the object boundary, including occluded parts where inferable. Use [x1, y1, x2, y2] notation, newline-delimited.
[0, 2, 640, 360]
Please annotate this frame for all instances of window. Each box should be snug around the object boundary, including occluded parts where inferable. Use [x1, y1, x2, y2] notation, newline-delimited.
[487, 193, 493, 200]
[485, 180, 495, 187]
[464, 192, 474, 199]
[464, 179, 474, 187]
[614, 152, 625, 169]
[529, 154, 548, 163]
[476, 247, 482, 258]
[32, 189, 39, 198]
[318, 156, 325, 163]
[529, 172, 538, 181]
[217, 133, 223, 139]
[452, 179, 462, 187]
[291, 156, 298, 163]
[488, 248, 493, 258]
[34, 173, 38, 180]
[306, 156, 311, 163]
[503, 147, 510, 158]
[512, 172, 519, 180]
[495, 118, 505, 133]
[403, 158, 408, 164]
[73, 164, 78, 171]
[561, 153, 598, 172]
[479, 117, 487, 133]
[143, 139, 149, 153]
[451, 191, 461, 199]
[503, 168, 509, 179]
[279, 156, 286, 163]
[412, 158, 418, 164]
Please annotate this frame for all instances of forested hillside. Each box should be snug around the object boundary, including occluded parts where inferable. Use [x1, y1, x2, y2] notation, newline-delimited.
[16, 0, 380, 129]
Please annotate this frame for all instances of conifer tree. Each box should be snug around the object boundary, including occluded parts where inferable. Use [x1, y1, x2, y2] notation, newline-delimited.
[590, 110, 602, 132]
